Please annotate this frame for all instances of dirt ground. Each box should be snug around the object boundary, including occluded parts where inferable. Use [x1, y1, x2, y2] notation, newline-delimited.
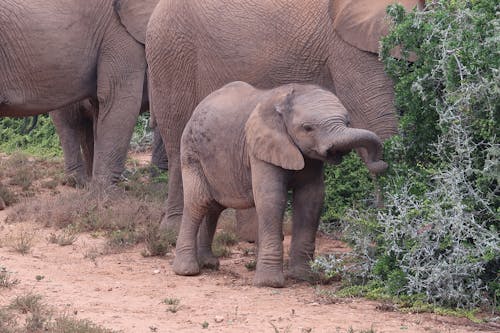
[0, 155, 497, 333]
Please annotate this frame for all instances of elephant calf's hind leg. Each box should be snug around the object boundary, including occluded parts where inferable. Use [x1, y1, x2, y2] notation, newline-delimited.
[173, 167, 213, 276]
[197, 205, 224, 269]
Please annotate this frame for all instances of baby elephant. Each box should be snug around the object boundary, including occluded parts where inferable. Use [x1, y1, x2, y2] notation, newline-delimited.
[174, 81, 387, 287]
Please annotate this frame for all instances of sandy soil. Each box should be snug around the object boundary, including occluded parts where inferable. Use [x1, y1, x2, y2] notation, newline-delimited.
[0, 153, 497, 333]
[0, 207, 496, 333]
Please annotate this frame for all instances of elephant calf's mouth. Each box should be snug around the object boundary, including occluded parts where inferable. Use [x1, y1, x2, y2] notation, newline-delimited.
[326, 148, 349, 165]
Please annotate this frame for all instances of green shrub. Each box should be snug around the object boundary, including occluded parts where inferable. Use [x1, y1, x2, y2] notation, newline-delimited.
[320, 152, 375, 233]
[0, 115, 61, 157]
[315, 0, 499, 310]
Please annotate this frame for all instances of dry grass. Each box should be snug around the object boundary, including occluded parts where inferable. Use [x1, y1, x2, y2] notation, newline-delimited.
[0, 182, 17, 207]
[8, 184, 164, 234]
[2, 292, 119, 333]
[141, 221, 177, 257]
[0, 266, 19, 288]
[5, 226, 36, 255]
[47, 228, 79, 246]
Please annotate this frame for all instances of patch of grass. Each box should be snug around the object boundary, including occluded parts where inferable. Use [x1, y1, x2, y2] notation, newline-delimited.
[162, 298, 181, 313]
[41, 179, 59, 189]
[213, 230, 238, 247]
[0, 266, 19, 288]
[141, 222, 176, 257]
[212, 243, 232, 258]
[8, 185, 164, 253]
[0, 307, 17, 333]
[0, 182, 17, 206]
[9, 227, 35, 255]
[84, 246, 102, 265]
[9, 293, 45, 314]
[119, 165, 168, 203]
[47, 228, 79, 246]
[9, 167, 36, 191]
[106, 228, 141, 250]
[47, 315, 120, 333]
[1, 292, 118, 333]
[212, 230, 238, 258]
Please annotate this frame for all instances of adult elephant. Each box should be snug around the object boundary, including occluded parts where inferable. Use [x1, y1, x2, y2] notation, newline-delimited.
[0, 0, 159, 184]
[146, 0, 424, 231]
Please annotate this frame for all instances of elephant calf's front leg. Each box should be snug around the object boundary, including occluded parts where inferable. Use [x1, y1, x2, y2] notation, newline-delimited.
[288, 164, 324, 282]
[252, 161, 288, 288]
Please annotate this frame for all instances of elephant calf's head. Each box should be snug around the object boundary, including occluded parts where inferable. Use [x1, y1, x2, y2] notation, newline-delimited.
[245, 85, 388, 174]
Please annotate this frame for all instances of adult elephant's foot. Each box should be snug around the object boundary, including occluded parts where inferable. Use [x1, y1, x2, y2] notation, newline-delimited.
[62, 171, 88, 188]
[172, 252, 200, 276]
[197, 250, 220, 270]
[286, 263, 317, 283]
[253, 267, 285, 288]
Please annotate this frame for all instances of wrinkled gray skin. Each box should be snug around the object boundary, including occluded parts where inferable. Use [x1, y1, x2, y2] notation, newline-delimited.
[0, 0, 156, 184]
[49, 98, 168, 187]
[175, 82, 387, 287]
[146, 0, 418, 231]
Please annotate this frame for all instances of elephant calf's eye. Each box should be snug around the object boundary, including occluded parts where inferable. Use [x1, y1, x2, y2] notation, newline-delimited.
[302, 124, 314, 132]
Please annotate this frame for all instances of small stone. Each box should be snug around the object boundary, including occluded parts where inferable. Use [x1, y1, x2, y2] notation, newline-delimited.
[214, 316, 224, 323]
[153, 269, 161, 274]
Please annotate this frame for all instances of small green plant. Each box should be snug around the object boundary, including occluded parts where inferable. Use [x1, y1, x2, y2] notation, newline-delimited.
[212, 243, 231, 258]
[0, 266, 19, 288]
[36, 275, 45, 281]
[201, 321, 209, 329]
[245, 260, 256, 271]
[212, 230, 238, 258]
[162, 298, 181, 313]
[213, 230, 238, 247]
[106, 228, 140, 249]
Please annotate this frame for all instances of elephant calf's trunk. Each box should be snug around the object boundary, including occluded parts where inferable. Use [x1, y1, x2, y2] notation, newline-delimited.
[332, 128, 388, 175]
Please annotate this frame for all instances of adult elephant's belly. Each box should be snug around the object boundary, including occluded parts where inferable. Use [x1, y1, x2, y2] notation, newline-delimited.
[0, 0, 100, 117]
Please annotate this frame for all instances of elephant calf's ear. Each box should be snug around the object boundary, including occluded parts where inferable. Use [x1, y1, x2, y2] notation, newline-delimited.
[245, 102, 305, 171]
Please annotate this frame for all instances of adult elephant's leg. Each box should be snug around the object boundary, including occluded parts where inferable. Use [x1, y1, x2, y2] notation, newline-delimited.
[328, 41, 397, 141]
[287, 161, 325, 281]
[151, 128, 168, 172]
[197, 204, 224, 269]
[251, 160, 288, 288]
[50, 105, 88, 186]
[80, 105, 95, 179]
[93, 29, 145, 184]
[147, 24, 197, 233]
[235, 208, 259, 243]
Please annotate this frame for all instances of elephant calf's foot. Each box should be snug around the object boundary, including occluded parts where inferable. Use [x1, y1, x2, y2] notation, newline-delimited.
[197, 250, 220, 270]
[253, 268, 285, 288]
[172, 253, 200, 276]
